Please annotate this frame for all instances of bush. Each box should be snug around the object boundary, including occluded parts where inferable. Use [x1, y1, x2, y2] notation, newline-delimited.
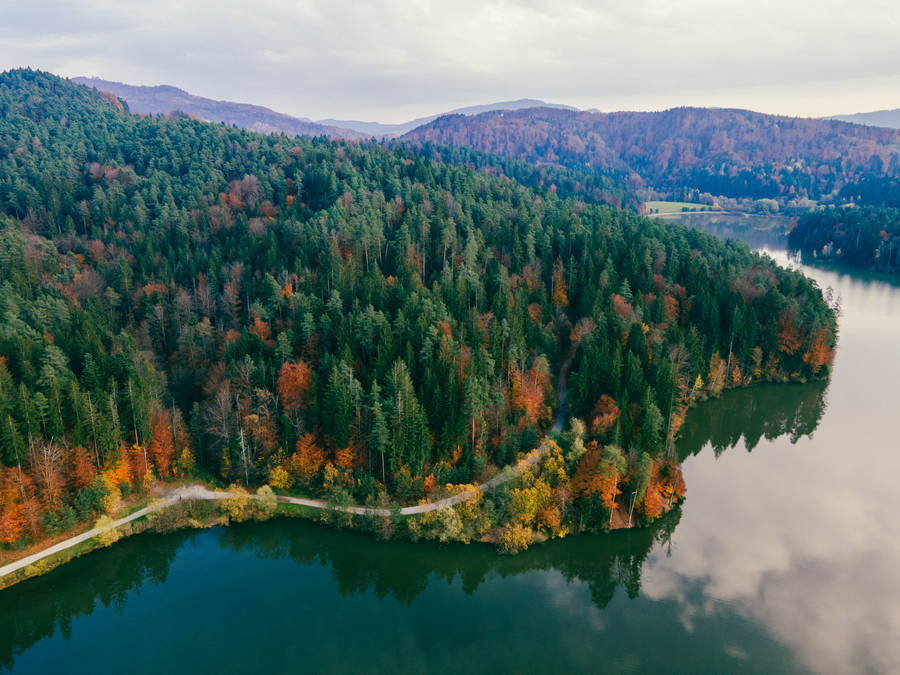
[40, 510, 62, 536]
[74, 476, 110, 521]
[146, 499, 214, 533]
[58, 505, 77, 531]
[254, 485, 277, 520]
[498, 522, 533, 554]
[219, 485, 253, 523]
[95, 516, 120, 547]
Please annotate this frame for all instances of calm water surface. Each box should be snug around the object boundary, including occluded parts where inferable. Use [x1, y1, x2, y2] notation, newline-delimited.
[3, 220, 899, 674]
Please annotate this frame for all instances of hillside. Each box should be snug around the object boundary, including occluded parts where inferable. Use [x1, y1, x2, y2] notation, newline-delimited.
[403, 106, 900, 201]
[0, 69, 835, 551]
[320, 99, 577, 137]
[829, 109, 900, 129]
[74, 78, 575, 139]
[788, 206, 900, 273]
[73, 77, 365, 139]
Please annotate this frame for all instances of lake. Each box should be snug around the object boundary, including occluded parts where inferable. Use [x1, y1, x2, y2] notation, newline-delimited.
[3, 217, 899, 674]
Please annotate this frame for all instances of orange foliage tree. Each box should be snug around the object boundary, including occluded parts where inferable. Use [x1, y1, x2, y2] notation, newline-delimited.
[69, 445, 97, 489]
[590, 395, 620, 436]
[0, 467, 26, 544]
[778, 308, 804, 355]
[551, 258, 568, 308]
[291, 433, 325, 487]
[571, 442, 626, 510]
[512, 356, 551, 425]
[149, 409, 175, 478]
[278, 360, 312, 411]
[639, 459, 686, 520]
[334, 444, 356, 471]
[803, 326, 834, 374]
[249, 316, 272, 344]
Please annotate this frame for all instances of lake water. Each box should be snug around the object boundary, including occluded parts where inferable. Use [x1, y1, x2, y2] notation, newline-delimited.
[3, 217, 899, 674]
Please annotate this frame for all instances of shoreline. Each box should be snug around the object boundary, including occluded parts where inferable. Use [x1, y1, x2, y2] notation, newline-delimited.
[0, 440, 559, 589]
[0, 480, 684, 592]
[0, 369, 821, 591]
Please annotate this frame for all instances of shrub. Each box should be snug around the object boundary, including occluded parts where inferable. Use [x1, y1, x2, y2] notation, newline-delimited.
[95, 516, 120, 547]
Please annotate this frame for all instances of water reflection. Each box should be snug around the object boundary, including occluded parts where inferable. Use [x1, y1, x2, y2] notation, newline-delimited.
[677, 380, 828, 459]
[646, 243, 900, 675]
[0, 512, 681, 672]
[217, 511, 681, 610]
[0, 532, 186, 672]
[656, 211, 790, 250]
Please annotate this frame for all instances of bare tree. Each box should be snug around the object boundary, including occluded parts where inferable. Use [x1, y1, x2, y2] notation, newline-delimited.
[30, 439, 65, 509]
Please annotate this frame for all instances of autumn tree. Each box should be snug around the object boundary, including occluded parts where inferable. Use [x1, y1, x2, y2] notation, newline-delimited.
[278, 360, 313, 411]
[803, 326, 834, 375]
[291, 433, 325, 488]
[69, 445, 97, 489]
[148, 408, 175, 478]
[30, 439, 66, 510]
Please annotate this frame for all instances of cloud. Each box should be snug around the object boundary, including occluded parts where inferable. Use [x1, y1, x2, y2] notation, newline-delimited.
[1, 1, 899, 123]
[639, 259, 900, 674]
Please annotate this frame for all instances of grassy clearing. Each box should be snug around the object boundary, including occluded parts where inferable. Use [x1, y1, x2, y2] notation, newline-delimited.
[645, 200, 721, 215]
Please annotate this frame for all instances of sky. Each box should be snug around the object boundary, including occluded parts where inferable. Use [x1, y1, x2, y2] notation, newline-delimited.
[1, 0, 899, 122]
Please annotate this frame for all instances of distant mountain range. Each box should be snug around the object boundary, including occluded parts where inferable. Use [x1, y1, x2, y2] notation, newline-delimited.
[73, 77, 573, 139]
[72, 77, 367, 139]
[73, 77, 900, 202]
[318, 99, 576, 137]
[827, 109, 900, 129]
[401, 107, 900, 200]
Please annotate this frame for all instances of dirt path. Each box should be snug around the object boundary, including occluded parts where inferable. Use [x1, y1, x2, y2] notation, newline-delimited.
[0, 487, 201, 581]
[1, 352, 577, 583]
[0, 443, 549, 582]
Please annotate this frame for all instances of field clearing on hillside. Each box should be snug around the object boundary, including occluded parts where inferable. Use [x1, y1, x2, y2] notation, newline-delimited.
[645, 200, 722, 215]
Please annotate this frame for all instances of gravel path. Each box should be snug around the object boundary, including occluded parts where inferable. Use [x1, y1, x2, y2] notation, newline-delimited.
[1, 352, 575, 583]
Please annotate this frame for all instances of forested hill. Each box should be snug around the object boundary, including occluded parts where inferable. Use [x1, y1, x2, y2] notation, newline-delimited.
[402, 106, 900, 201]
[0, 69, 835, 546]
[391, 141, 641, 211]
[788, 207, 900, 273]
[72, 77, 365, 140]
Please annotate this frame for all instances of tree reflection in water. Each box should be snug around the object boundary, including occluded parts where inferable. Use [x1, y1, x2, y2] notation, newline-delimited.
[0, 377, 826, 672]
[677, 380, 827, 460]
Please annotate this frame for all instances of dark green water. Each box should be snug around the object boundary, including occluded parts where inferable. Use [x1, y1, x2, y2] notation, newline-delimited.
[3, 224, 899, 674]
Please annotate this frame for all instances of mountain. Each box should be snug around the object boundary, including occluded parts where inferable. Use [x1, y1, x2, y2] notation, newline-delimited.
[72, 76, 633, 209]
[828, 109, 900, 130]
[72, 77, 366, 139]
[402, 107, 900, 201]
[319, 99, 577, 137]
[74, 78, 576, 139]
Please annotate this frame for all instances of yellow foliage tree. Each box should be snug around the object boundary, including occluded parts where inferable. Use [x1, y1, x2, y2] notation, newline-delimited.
[220, 485, 252, 523]
[95, 515, 121, 547]
[269, 464, 293, 490]
[498, 522, 533, 554]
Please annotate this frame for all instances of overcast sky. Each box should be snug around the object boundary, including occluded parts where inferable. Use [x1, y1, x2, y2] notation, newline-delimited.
[2, 0, 899, 122]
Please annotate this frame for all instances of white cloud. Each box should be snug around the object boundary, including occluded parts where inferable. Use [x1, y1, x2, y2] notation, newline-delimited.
[1, 1, 899, 124]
